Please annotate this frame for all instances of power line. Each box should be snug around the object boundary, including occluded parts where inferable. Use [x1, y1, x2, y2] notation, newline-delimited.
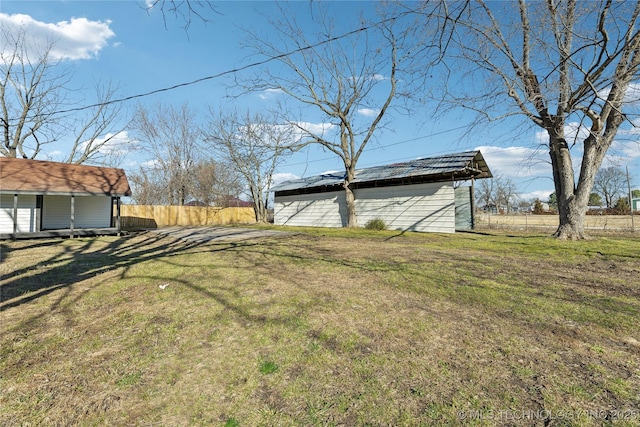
[286, 123, 473, 175]
[31, 10, 414, 118]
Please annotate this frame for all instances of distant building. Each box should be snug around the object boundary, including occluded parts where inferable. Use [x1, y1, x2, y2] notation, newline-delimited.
[223, 196, 253, 208]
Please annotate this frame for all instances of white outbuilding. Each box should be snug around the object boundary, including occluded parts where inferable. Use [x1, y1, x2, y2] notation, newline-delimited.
[0, 157, 132, 239]
[271, 151, 492, 233]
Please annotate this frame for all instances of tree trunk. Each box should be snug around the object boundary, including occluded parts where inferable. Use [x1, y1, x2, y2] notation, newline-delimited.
[554, 199, 588, 240]
[250, 186, 268, 223]
[344, 183, 358, 228]
[548, 131, 589, 240]
[253, 202, 268, 224]
[343, 166, 358, 227]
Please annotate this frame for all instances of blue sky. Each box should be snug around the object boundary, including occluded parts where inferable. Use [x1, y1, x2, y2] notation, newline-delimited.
[2, 0, 639, 203]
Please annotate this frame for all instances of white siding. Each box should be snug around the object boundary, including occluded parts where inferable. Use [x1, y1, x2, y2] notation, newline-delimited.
[42, 195, 71, 229]
[0, 195, 39, 233]
[42, 195, 112, 229]
[274, 191, 346, 227]
[75, 196, 112, 228]
[354, 183, 455, 233]
[274, 182, 456, 233]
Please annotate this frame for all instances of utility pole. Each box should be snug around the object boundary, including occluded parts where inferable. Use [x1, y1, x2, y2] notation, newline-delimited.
[627, 166, 635, 232]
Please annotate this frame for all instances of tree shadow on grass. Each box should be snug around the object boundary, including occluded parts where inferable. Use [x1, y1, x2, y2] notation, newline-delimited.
[0, 232, 251, 311]
[0, 231, 331, 339]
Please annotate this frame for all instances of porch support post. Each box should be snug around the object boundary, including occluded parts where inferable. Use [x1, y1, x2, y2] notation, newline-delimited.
[471, 177, 476, 230]
[70, 195, 75, 238]
[13, 193, 18, 240]
[116, 197, 122, 235]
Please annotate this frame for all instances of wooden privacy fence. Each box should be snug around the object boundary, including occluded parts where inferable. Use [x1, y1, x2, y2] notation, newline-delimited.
[120, 205, 256, 229]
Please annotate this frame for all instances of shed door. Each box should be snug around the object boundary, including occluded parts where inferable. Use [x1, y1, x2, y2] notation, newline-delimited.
[454, 186, 473, 231]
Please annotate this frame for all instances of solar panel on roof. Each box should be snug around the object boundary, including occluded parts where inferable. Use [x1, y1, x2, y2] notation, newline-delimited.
[271, 150, 492, 193]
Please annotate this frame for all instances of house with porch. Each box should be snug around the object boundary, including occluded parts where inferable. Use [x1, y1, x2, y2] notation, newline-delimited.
[0, 157, 131, 239]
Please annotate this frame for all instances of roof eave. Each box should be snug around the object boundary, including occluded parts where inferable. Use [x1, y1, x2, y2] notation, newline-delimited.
[1, 190, 131, 197]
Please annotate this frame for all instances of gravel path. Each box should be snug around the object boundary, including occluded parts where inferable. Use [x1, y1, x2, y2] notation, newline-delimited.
[147, 226, 292, 243]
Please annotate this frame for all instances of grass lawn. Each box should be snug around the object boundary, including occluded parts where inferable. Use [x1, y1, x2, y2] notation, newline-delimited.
[1, 227, 639, 426]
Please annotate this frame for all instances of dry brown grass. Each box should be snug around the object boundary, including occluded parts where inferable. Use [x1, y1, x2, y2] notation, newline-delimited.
[1, 228, 639, 426]
[477, 213, 639, 234]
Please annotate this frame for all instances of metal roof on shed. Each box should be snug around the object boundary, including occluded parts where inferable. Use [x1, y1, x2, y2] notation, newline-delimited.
[271, 150, 492, 193]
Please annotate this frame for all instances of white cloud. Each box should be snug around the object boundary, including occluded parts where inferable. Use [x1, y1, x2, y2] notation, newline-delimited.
[0, 13, 115, 61]
[623, 83, 640, 103]
[271, 172, 299, 186]
[123, 159, 140, 169]
[357, 107, 380, 117]
[475, 145, 550, 179]
[80, 131, 137, 156]
[44, 150, 65, 161]
[141, 159, 160, 169]
[598, 82, 640, 105]
[601, 138, 640, 168]
[258, 88, 284, 100]
[565, 121, 592, 143]
[293, 121, 336, 141]
[520, 190, 554, 202]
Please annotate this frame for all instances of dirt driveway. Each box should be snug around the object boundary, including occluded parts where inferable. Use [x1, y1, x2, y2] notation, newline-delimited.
[146, 226, 292, 243]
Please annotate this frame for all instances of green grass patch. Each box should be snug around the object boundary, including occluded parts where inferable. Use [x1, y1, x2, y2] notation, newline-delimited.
[258, 360, 279, 375]
[224, 418, 240, 427]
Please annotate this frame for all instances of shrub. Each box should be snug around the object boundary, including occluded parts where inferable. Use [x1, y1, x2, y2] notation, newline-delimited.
[364, 218, 387, 230]
[532, 199, 545, 214]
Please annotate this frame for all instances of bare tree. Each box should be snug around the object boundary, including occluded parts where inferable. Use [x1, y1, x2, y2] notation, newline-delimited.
[206, 109, 298, 223]
[476, 178, 496, 210]
[0, 25, 126, 165]
[191, 159, 243, 207]
[594, 166, 627, 208]
[128, 167, 167, 205]
[133, 103, 203, 205]
[131, 157, 243, 206]
[496, 177, 519, 213]
[1, 27, 68, 159]
[476, 176, 519, 213]
[241, 5, 414, 227]
[430, 0, 640, 239]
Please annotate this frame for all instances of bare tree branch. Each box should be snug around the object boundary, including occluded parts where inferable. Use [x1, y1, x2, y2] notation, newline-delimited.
[144, 0, 217, 31]
[205, 109, 299, 223]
